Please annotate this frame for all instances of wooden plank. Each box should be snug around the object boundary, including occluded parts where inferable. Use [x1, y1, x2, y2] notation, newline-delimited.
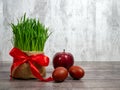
[0, 61, 120, 90]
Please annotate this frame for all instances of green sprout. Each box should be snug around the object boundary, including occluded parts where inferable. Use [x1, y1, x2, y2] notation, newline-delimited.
[11, 14, 51, 51]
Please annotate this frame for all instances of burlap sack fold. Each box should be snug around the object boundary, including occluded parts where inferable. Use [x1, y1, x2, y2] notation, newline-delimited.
[11, 51, 46, 79]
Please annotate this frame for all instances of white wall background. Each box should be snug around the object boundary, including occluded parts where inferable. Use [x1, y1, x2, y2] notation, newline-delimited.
[0, 0, 120, 61]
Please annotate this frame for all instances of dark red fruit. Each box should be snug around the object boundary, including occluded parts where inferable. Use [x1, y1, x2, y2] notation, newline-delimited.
[53, 49, 74, 70]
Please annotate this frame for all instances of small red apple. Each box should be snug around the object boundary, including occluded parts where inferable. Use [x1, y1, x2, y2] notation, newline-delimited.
[53, 49, 74, 70]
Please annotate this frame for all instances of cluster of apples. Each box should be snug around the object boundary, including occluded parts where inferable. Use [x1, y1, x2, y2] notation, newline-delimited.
[52, 50, 85, 82]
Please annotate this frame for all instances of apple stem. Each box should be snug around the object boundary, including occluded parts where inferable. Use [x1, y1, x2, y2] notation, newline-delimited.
[63, 49, 65, 52]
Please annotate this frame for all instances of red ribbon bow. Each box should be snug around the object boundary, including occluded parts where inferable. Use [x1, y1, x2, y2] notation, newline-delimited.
[9, 47, 53, 82]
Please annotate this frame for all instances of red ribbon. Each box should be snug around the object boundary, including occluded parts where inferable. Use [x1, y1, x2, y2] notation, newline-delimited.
[9, 47, 53, 82]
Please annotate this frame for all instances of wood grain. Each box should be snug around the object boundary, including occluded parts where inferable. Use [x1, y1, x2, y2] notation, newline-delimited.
[0, 61, 120, 90]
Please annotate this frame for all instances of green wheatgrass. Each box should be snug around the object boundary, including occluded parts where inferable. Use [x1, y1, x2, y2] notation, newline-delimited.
[11, 14, 51, 51]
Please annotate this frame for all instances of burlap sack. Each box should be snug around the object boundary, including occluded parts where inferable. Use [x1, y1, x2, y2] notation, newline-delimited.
[12, 51, 46, 79]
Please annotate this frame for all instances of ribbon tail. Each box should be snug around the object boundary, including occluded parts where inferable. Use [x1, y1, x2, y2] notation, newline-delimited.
[29, 61, 53, 82]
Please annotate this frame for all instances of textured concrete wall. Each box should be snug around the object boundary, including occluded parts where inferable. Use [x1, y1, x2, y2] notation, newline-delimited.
[0, 0, 120, 61]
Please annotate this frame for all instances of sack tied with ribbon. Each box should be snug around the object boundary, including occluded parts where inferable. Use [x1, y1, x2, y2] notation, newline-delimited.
[9, 47, 53, 82]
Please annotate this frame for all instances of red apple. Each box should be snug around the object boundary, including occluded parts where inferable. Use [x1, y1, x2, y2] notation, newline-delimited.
[53, 49, 74, 70]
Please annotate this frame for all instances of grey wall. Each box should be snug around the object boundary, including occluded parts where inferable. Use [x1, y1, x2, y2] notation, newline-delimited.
[0, 0, 120, 61]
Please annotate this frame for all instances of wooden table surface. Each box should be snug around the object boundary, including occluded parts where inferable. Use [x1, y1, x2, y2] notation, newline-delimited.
[0, 61, 120, 90]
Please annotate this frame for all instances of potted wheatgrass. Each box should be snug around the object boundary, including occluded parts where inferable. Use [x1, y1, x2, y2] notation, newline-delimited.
[10, 14, 51, 79]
